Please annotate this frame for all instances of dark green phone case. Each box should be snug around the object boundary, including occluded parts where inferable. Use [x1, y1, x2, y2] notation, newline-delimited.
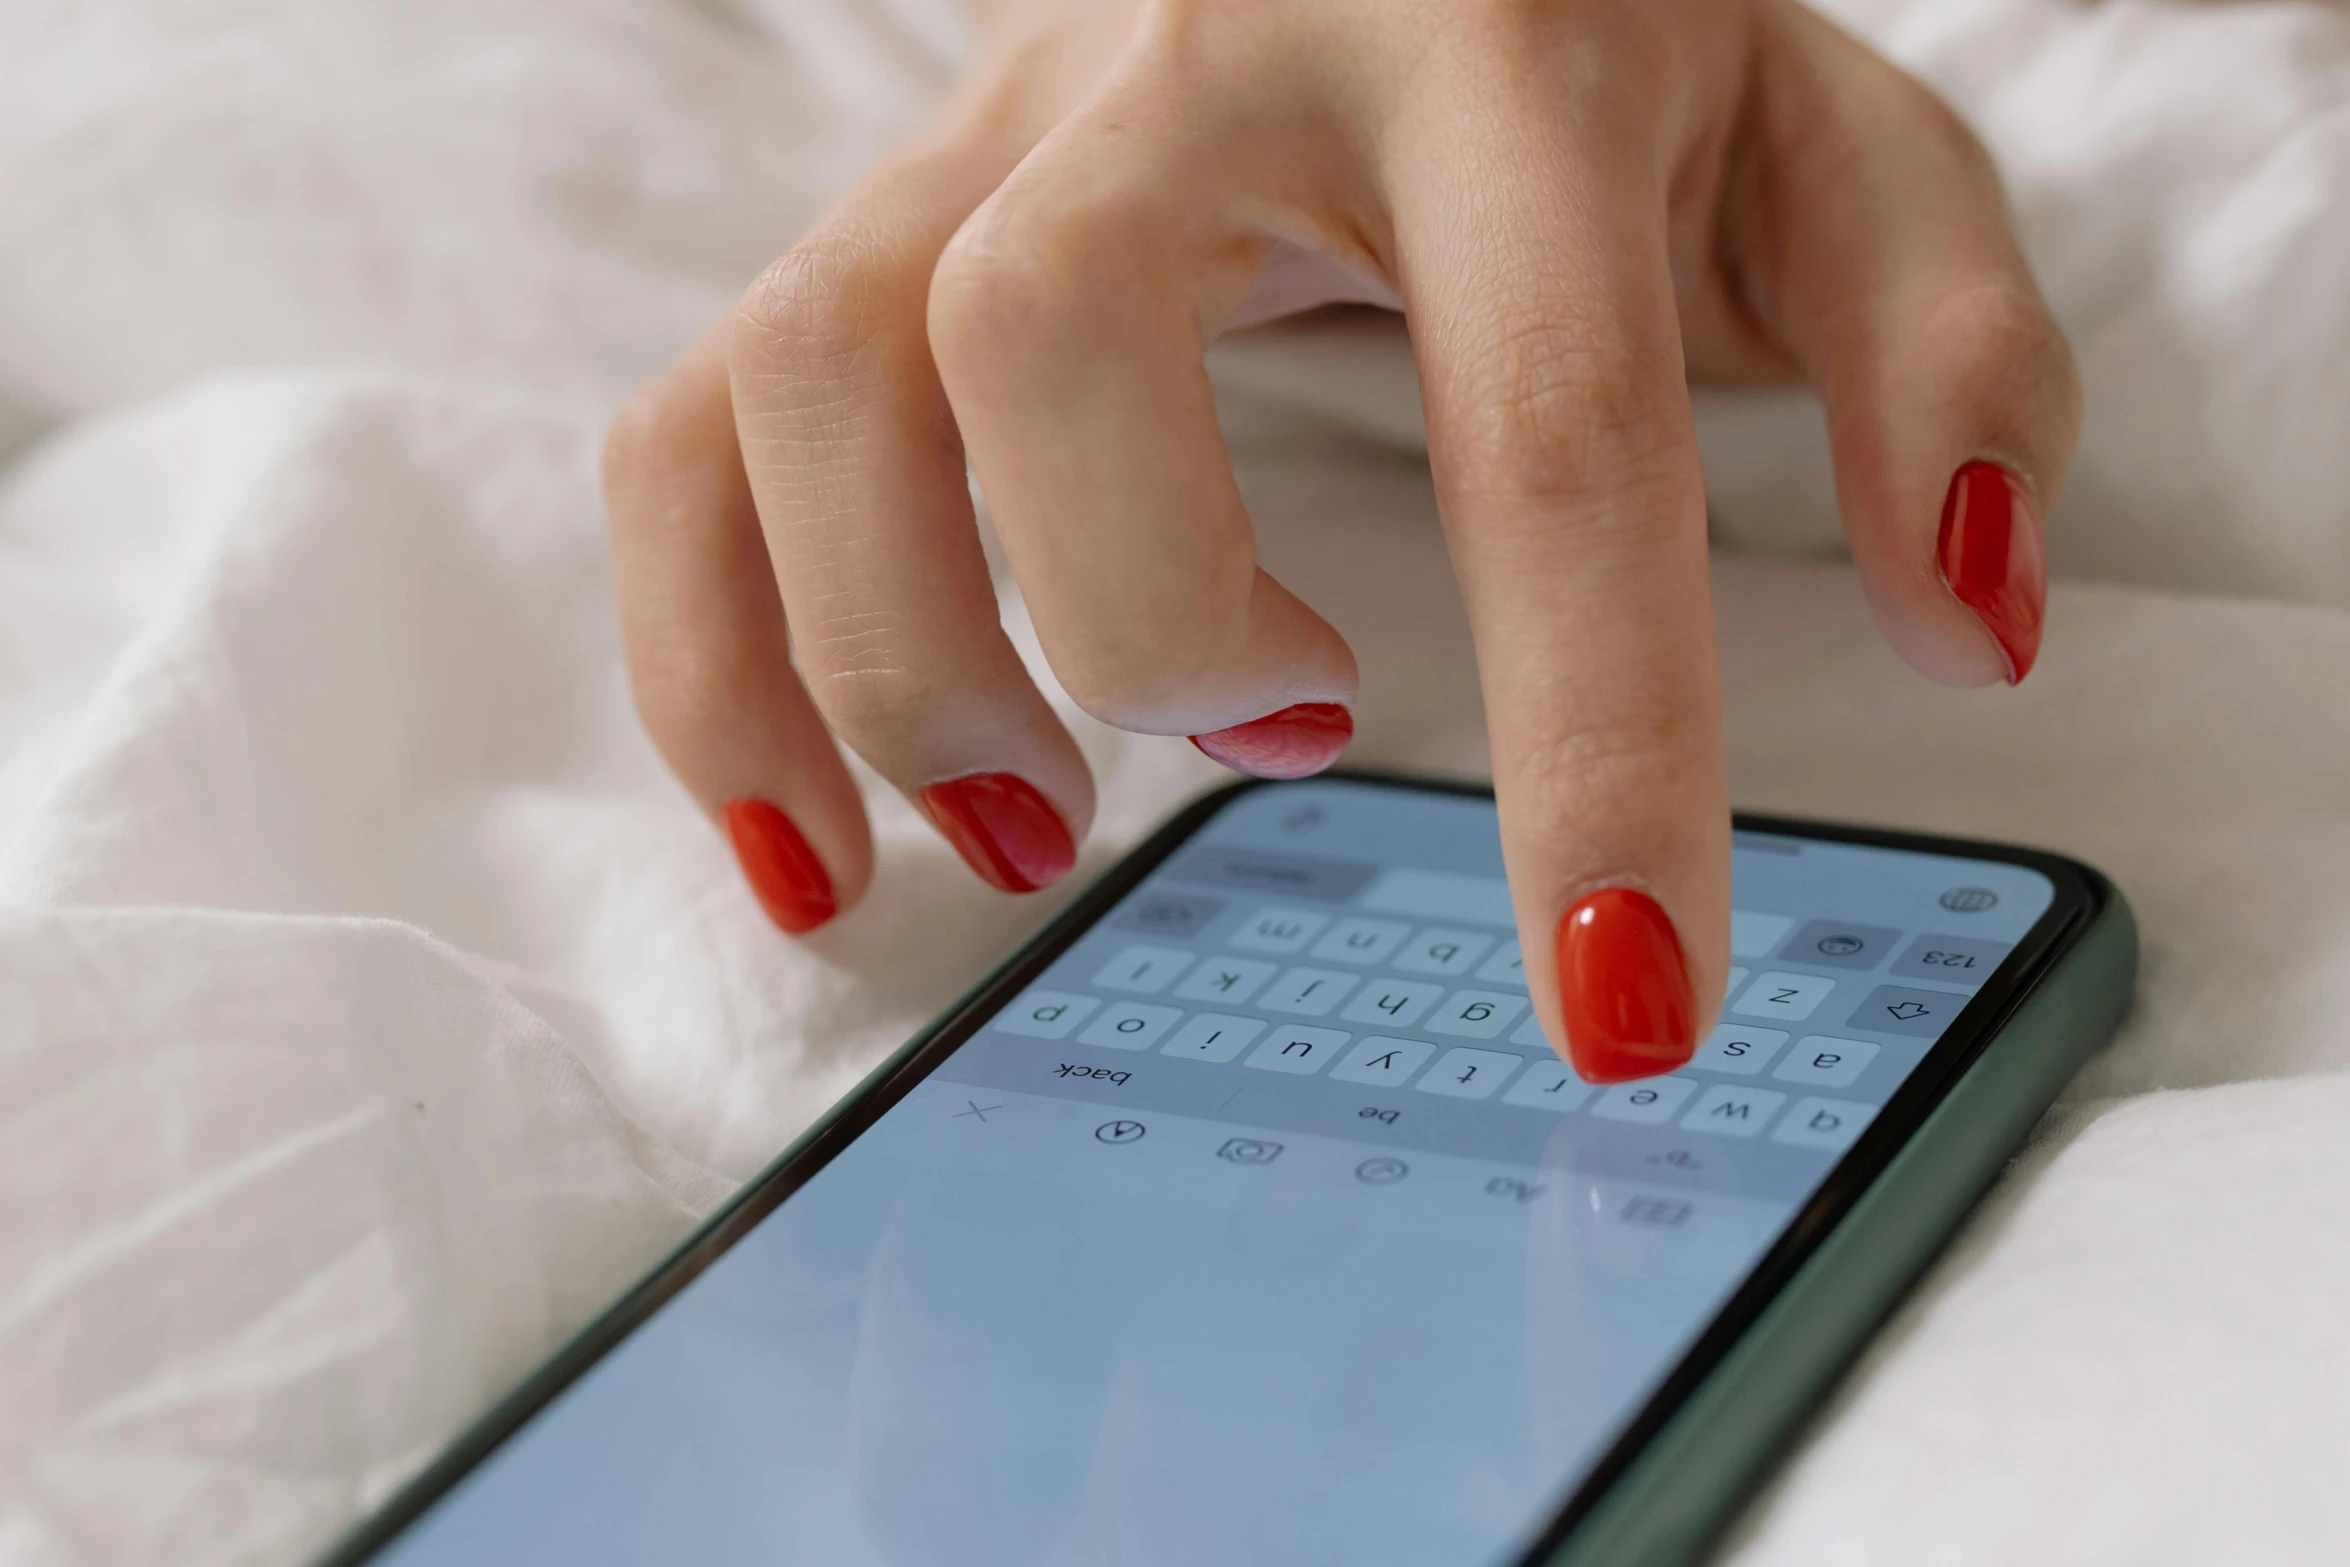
[1538, 872, 2135, 1566]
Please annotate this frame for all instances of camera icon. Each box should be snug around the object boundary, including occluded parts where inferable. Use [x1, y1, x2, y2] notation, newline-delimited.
[1216, 1137, 1284, 1166]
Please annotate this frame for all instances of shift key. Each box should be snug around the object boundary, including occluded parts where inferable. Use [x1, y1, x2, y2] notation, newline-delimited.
[1845, 985, 1965, 1038]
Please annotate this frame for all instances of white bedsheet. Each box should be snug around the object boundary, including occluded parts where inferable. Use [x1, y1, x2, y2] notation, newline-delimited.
[3, 3, 2348, 1565]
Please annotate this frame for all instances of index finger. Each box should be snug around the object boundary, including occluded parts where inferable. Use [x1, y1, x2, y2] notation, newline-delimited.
[1389, 49, 1728, 1083]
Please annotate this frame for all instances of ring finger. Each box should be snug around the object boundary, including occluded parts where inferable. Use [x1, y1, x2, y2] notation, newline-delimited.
[731, 114, 1096, 895]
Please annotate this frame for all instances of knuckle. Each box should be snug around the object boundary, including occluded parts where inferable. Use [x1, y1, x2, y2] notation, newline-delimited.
[1046, 595, 1257, 727]
[602, 360, 745, 534]
[785, 596, 940, 737]
[928, 197, 1130, 373]
[733, 230, 907, 387]
[1133, 0, 1246, 62]
[805, 649, 941, 740]
[1448, 310, 1691, 508]
[1931, 277, 2082, 436]
[1910, 83, 2004, 192]
[1424, 0, 1676, 99]
[1513, 706, 1714, 819]
[601, 378, 679, 496]
[1053, 657, 1186, 728]
[1053, 640, 1214, 727]
[626, 639, 765, 768]
[929, 229, 1064, 368]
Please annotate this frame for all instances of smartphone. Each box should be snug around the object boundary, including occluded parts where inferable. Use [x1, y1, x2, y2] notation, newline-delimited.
[322, 773, 2133, 1567]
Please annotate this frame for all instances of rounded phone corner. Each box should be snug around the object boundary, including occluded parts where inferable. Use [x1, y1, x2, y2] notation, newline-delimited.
[1529, 867, 2136, 1567]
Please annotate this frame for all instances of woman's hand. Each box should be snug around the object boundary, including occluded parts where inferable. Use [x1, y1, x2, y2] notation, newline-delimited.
[601, 0, 2077, 1082]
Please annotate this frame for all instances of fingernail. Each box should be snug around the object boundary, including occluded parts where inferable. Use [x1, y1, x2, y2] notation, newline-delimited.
[1188, 702, 1354, 780]
[1554, 888, 1697, 1083]
[918, 773, 1077, 893]
[1938, 460, 2047, 684]
[721, 798, 838, 935]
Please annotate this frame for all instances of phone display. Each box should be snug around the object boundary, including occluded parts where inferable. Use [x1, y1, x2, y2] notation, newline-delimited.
[358, 779, 2084, 1567]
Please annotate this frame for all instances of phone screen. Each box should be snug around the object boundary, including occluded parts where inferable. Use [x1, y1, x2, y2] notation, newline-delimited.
[369, 780, 2061, 1567]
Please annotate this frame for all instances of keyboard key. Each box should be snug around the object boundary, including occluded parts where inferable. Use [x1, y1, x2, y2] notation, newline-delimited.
[1508, 1011, 1552, 1050]
[1680, 1084, 1787, 1139]
[1729, 911, 1793, 958]
[1890, 934, 2012, 985]
[1772, 1036, 1880, 1089]
[1393, 928, 1496, 977]
[1182, 847, 1377, 902]
[1328, 1036, 1435, 1087]
[1725, 965, 1749, 997]
[1425, 989, 1528, 1039]
[1229, 907, 1329, 955]
[1172, 957, 1278, 1007]
[1732, 970, 1835, 1023]
[1340, 979, 1444, 1029]
[996, 989, 1099, 1039]
[1474, 940, 1526, 988]
[1077, 1002, 1183, 1052]
[1310, 916, 1413, 967]
[1258, 967, 1359, 1017]
[1689, 1023, 1789, 1076]
[1619, 1193, 1695, 1229]
[1502, 1059, 1596, 1112]
[1161, 1013, 1267, 1063]
[1590, 1076, 1699, 1125]
[1245, 1024, 1350, 1075]
[1110, 890, 1225, 939]
[1845, 984, 1965, 1038]
[1775, 919, 1903, 971]
[1091, 945, 1193, 995]
[1771, 1096, 1878, 1152]
[1415, 1047, 1522, 1100]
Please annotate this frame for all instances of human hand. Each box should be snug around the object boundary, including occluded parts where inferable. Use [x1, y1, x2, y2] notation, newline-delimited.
[601, 0, 2077, 1081]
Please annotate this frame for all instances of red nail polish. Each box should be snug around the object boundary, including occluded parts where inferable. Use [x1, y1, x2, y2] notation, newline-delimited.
[1188, 702, 1354, 780]
[1554, 888, 1697, 1083]
[722, 799, 838, 935]
[1938, 460, 2047, 684]
[918, 773, 1077, 893]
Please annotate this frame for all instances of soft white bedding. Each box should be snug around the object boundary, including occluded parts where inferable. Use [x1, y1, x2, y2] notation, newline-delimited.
[3, 2, 2348, 1564]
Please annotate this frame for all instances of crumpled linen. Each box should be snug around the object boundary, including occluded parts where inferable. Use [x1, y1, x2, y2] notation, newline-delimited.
[2, 2, 2349, 1565]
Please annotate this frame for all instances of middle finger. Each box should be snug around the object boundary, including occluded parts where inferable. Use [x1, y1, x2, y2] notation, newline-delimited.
[735, 125, 1094, 893]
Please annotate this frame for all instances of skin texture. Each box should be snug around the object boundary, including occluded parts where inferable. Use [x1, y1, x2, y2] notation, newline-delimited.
[602, 0, 2081, 1066]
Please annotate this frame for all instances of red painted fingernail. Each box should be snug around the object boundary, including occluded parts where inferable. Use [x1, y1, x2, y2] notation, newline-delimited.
[721, 798, 838, 935]
[1938, 460, 2047, 684]
[1188, 702, 1354, 780]
[918, 773, 1077, 893]
[1554, 888, 1697, 1084]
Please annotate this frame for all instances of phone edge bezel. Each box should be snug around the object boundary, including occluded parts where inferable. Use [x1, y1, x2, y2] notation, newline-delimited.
[312, 770, 2105, 1566]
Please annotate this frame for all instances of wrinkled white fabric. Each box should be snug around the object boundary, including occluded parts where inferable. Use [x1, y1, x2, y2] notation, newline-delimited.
[1, 3, 2347, 1566]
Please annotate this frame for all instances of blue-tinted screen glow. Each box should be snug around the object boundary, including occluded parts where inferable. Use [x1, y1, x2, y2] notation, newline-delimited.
[377, 782, 2053, 1567]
